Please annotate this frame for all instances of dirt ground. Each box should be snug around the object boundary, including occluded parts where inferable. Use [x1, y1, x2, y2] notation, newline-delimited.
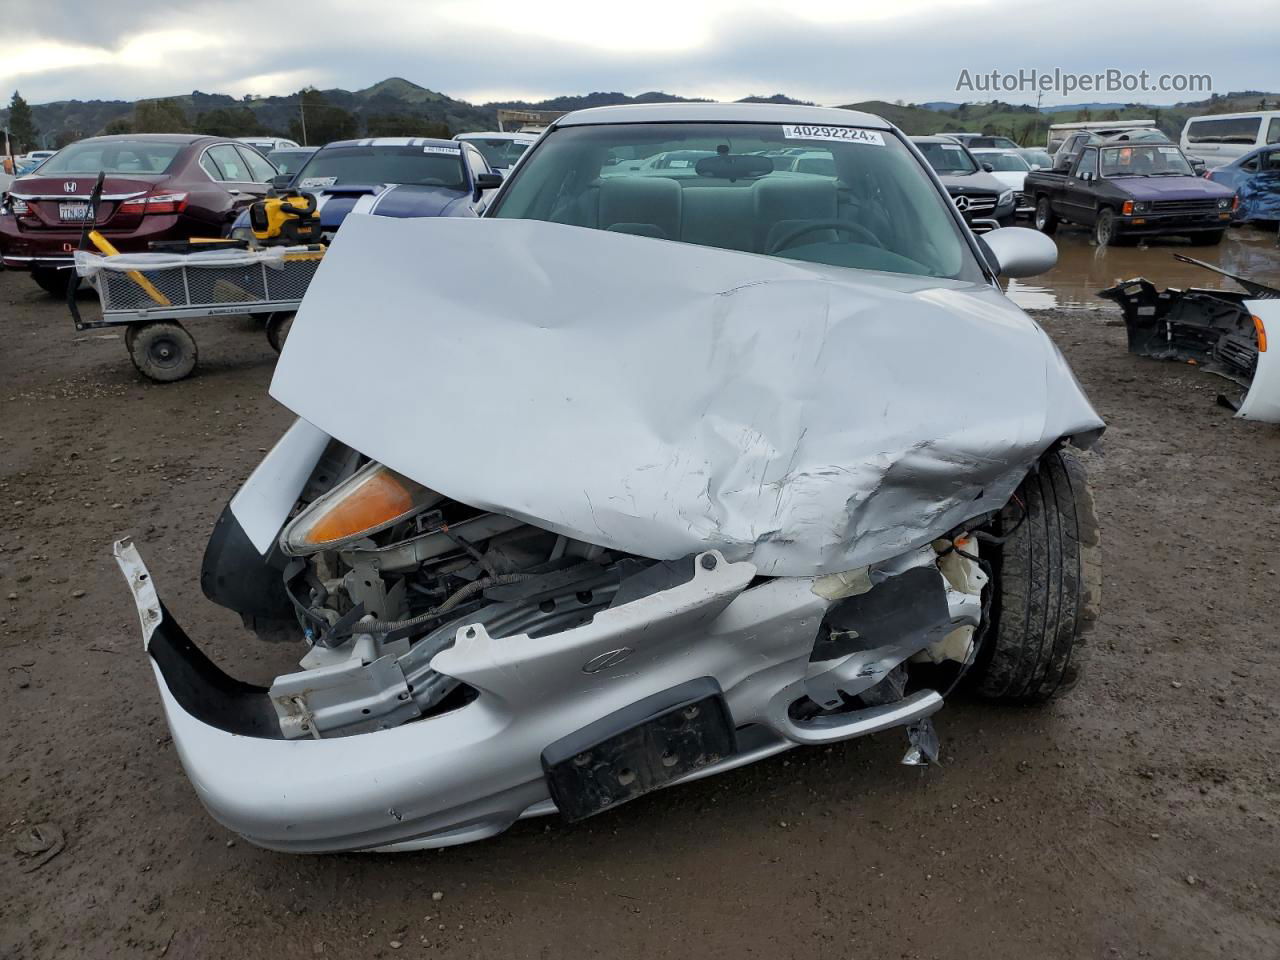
[2, 235, 1279, 959]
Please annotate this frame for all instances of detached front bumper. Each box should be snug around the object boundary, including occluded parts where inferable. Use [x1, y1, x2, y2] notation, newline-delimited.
[116, 538, 958, 853]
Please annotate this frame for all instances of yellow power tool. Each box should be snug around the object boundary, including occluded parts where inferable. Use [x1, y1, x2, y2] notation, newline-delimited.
[248, 190, 322, 246]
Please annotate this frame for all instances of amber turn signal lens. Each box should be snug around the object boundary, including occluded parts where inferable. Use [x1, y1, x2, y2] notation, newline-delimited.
[1254, 315, 1268, 353]
[307, 469, 415, 545]
[281, 462, 440, 555]
[1122, 201, 1134, 216]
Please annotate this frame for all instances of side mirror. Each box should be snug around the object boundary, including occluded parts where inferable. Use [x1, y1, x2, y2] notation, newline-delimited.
[1030, 163, 1042, 170]
[475, 172, 503, 191]
[270, 173, 292, 190]
[982, 161, 994, 172]
[980, 226, 1057, 278]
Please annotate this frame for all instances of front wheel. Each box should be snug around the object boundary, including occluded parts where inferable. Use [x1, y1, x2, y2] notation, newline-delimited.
[973, 448, 1101, 704]
[1094, 208, 1117, 247]
[128, 321, 198, 382]
[1034, 197, 1058, 235]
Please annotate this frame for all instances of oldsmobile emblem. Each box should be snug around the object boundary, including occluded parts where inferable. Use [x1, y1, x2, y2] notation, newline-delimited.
[582, 647, 635, 673]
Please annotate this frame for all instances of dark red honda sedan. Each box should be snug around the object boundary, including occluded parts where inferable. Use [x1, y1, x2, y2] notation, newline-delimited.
[0, 134, 277, 296]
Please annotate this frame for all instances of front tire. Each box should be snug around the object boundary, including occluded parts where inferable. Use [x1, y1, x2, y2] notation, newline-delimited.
[1033, 197, 1058, 235]
[1094, 208, 1117, 247]
[975, 448, 1101, 704]
[128, 321, 198, 382]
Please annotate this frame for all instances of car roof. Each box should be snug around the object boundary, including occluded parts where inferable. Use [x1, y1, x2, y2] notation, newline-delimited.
[70, 133, 213, 145]
[454, 131, 537, 141]
[911, 135, 969, 144]
[321, 136, 460, 150]
[1186, 109, 1280, 121]
[554, 102, 890, 129]
[969, 147, 1020, 153]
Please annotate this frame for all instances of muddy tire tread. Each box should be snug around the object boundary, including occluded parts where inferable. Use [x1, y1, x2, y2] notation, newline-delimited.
[978, 449, 1101, 703]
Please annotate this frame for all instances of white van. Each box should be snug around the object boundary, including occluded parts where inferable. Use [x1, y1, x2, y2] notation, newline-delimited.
[1180, 111, 1280, 168]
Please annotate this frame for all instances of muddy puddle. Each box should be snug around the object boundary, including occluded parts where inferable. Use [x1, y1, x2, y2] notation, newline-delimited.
[1004, 224, 1280, 311]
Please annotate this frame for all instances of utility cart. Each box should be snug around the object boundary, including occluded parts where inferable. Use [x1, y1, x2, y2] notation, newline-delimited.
[66, 173, 325, 382]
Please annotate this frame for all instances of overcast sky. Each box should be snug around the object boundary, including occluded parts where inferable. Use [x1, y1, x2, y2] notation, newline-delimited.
[1, 0, 1275, 108]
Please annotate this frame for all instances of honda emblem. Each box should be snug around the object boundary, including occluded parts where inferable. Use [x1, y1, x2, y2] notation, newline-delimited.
[64, 181, 78, 193]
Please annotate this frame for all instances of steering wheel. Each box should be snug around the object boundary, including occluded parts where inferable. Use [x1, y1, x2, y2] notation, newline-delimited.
[768, 219, 884, 255]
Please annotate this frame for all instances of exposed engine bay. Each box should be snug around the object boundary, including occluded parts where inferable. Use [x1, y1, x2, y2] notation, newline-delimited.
[236, 442, 989, 743]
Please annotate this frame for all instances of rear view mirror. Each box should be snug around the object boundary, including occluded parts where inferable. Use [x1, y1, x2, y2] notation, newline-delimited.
[695, 153, 773, 181]
[981, 226, 1058, 278]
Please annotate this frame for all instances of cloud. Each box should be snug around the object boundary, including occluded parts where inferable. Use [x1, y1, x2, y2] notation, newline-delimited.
[0, 0, 1275, 107]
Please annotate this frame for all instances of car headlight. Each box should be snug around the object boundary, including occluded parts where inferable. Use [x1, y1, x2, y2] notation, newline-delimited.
[280, 461, 442, 555]
[1133, 201, 1150, 214]
[1217, 197, 1231, 210]
[998, 190, 1013, 206]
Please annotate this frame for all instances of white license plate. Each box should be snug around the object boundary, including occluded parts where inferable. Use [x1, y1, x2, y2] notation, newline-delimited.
[59, 202, 90, 221]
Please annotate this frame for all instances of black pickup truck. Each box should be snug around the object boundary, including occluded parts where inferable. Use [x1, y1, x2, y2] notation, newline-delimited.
[1024, 142, 1236, 246]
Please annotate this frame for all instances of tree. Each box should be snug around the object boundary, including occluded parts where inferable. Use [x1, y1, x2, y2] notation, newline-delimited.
[132, 98, 190, 133]
[7, 90, 39, 152]
[53, 128, 84, 149]
[365, 113, 450, 138]
[195, 106, 266, 138]
[102, 117, 133, 135]
[287, 88, 358, 145]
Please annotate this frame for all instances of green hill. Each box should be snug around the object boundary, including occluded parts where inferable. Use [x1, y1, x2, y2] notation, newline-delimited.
[3, 80, 1277, 149]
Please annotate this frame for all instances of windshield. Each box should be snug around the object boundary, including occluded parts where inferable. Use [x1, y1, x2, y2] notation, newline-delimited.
[293, 144, 465, 189]
[970, 137, 1020, 150]
[266, 150, 314, 175]
[915, 141, 979, 175]
[492, 121, 983, 282]
[38, 140, 182, 175]
[980, 153, 1030, 172]
[1021, 150, 1052, 168]
[1101, 144, 1193, 177]
[458, 137, 531, 169]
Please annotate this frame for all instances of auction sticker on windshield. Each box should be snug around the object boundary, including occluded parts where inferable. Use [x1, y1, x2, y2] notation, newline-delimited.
[781, 125, 885, 146]
[424, 146, 461, 155]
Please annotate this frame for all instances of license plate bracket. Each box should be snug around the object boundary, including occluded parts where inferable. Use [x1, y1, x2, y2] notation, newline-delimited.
[59, 202, 90, 221]
[542, 677, 736, 822]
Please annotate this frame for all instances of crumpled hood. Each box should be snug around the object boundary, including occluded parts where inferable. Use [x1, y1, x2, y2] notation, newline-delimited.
[271, 215, 1102, 577]
[1236, 171, 1280, 222]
